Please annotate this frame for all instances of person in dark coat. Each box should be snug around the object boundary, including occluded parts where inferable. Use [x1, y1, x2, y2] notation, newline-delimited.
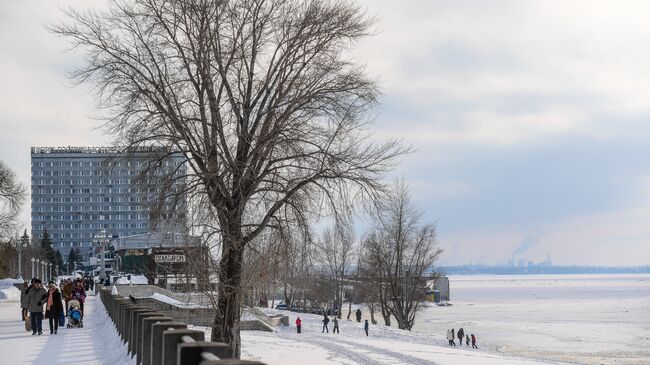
[44, 283, 64, 334]
[466, 334, 470, 346]
[71, 279, 87, 315]
[322, 314, 329, 333]
[20, 281, 29, 320]
[355, 309, 362, 322]
[26, 279, 47, 335]
[62, 278, 73, 315]
[364, 319, 369, 336]
[457, 328, 465, 346]
[332, 317, 339, 334]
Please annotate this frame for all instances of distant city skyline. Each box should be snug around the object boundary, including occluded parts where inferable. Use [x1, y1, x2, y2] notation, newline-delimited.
[2, 0, 650, 266]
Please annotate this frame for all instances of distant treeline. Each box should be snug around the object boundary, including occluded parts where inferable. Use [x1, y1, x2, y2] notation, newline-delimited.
[438, 265, 650, 275]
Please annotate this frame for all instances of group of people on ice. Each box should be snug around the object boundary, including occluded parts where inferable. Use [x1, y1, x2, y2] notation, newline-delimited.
[294, 308, 370, 336]
[446, 327, 478, 349]
[19, 277, 87, 335]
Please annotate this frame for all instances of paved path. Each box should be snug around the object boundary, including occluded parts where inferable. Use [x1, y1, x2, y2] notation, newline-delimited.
[0, 295, 133, 365]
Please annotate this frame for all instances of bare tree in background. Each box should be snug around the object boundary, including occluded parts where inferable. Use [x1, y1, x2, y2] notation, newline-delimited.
[314, 219, 355, 318]
[51, 0, 403, 356]
[360, 180, 442, 330]
[0, 161, 25, 242]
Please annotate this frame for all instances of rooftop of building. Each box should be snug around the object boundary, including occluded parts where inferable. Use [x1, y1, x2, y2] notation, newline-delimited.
[113, 232, 201, 250]
[31, 146, 175, 155]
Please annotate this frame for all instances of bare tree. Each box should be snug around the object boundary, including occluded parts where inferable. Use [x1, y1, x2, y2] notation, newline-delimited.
[360, 180, 442, 330]
[314, 219, 355, 318]
[0, 161, 25, 242]
[52, 0, 403, 355]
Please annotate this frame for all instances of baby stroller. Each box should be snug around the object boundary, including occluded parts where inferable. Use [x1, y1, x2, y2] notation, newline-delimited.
[67, 299, 83, 328]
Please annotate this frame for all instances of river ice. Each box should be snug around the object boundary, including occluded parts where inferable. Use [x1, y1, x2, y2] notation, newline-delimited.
[413, 274, 650, 364]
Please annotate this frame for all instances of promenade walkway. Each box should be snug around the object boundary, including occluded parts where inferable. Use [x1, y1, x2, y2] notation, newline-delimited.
[0, 294, 132, 365]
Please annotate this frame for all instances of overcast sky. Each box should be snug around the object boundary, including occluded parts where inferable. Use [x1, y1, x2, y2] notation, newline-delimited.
[2, 0, 650, 266]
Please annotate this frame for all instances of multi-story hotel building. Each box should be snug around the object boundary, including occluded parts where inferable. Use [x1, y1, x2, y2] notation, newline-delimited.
[31, 146, 186, 262]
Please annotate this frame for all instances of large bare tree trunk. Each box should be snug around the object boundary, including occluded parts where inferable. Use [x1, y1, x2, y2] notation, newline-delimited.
[212, 230, 245, 357]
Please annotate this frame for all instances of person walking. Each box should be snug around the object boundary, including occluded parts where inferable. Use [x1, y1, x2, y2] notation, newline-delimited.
[44, 282, 64, 334]
[364, 319, 369, 336]
[26, 279, 47, 335]
[355, 308, 362, 323]
[332, 317, 339, 334]
[471, 334, 478, 349]
[466, 334, 470, 346]
[446, 329, 454, 346]
[295, 317, 302, 334]
[451, 328, 456, 345]
[322, 314, 329, 333]
[20, 281, 29, 321]
[71, 279, 87, 315]
[62, 278, 73, 315]
[457, 328, 465, 346]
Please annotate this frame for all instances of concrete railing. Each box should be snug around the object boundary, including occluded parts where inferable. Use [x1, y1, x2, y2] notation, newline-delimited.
[99, 287, 266, 365]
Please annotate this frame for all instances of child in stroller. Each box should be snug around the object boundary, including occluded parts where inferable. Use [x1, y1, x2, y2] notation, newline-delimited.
[67, 299, 83, 328]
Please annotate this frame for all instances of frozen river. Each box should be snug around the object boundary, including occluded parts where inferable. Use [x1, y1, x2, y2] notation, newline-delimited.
[412, 274, 650, 364]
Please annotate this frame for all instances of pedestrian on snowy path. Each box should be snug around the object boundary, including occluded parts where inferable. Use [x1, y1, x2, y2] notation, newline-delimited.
[296, 317, 302, 334]
[466, 334, 470, 346]
[26, 279, 47, 335]
[45, 283, 64, 334]
[364, 319, 369, 336]
[72, 279, 87, 315]
[62, 278, 73, 315]
[451, 328, 456, 346]
[446, 329, 453, 346]
[471, 334, 478, 349]
[20, 281, 29, 321]
[322, 314, 330, 333]
[457, 328, 464, 346]
[332, 317, 339, 334]
[355, 308, 362, 322]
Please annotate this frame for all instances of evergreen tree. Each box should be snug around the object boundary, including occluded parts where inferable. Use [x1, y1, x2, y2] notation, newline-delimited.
[40, 229, 57, 265]
[67, 247, 77, 273]
[55, 250, 64, 275]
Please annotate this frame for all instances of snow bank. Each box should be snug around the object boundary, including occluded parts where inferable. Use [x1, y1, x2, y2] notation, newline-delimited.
[151, 292, 183, 305]
[114, 275, 148, 285]
[0, 278, 24, 287]
[0, 286, 20, 300]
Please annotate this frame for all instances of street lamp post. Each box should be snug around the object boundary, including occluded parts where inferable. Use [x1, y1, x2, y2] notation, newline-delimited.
[93, 229, 111, 281]
[35, 259, 40, 279]
[31, 258, 35, 278]
[12, 232, 29, 279]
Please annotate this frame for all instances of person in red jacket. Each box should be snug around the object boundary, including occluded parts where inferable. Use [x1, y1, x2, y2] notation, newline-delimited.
[295, 317, 302, 333]
[471, 334, 478, 349]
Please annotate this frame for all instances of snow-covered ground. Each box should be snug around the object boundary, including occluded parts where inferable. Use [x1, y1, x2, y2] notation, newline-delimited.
[0, 294, 134, 365]
[2, 274, 648, 365]
[192, 310, 556, 365]
[412, 274, 650, 365]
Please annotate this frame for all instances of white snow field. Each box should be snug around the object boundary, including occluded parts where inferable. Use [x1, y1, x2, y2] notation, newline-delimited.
[2, 274, 648, 365]
[413, 274, 650, 365]
[0, 284, 552, 365]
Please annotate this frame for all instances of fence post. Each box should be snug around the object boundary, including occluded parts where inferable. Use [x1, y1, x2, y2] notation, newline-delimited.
[133, 311, 161, 359]
[129, 310, 158, 355]
[119, 304, 139, 341]
[151, 322, 187, 365]
[161, 329, 204, 365]
[199, 361, 266, 365]
[141, 316, 173, 365]
[177, 342, 232, 365]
